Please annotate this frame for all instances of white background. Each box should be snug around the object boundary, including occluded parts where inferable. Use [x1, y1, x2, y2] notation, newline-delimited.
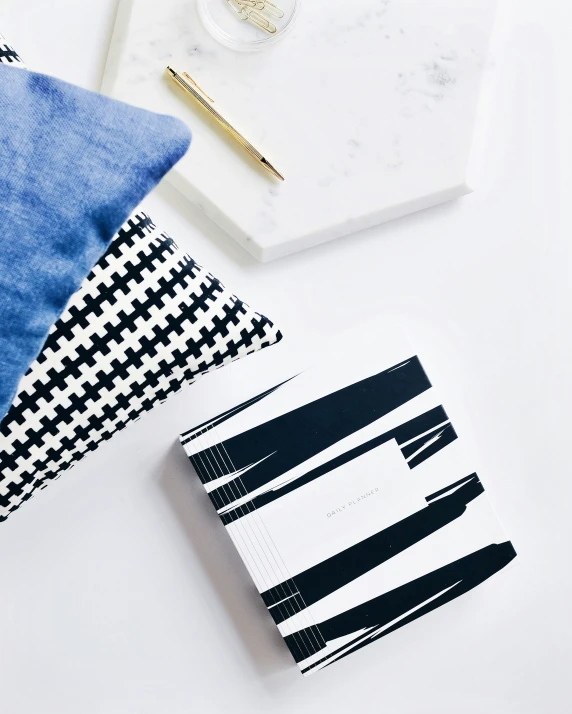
[1, 1, 571, 712]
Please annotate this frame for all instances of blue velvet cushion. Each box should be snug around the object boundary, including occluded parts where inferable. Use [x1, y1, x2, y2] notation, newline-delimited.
[0, 63, 191, 421]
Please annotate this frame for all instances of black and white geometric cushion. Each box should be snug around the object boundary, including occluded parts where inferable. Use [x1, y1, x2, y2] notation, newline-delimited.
[0, 39, 282, 521]
[0, 212, 282, 521]
[0, 33, 24, 67]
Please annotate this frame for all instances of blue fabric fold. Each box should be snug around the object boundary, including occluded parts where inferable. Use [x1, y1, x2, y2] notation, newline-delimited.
[0, 64, 191, 421]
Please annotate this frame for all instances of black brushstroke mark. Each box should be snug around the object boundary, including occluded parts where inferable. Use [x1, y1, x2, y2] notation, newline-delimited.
[219, 405, 456, 524]
[402, 423, 457, 468]
[425, 473, 478, 503]
[201, 357, 433, 510]
[285, 541, 517, 670]
[262, 474, 483, 622]
[180, 376, 295, 448]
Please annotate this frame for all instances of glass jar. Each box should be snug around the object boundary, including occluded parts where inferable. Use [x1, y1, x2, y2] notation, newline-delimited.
[198, 0, 301, 51]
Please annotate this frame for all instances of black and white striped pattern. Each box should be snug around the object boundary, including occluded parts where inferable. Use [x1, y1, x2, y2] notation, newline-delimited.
[181, 342, 516, 675]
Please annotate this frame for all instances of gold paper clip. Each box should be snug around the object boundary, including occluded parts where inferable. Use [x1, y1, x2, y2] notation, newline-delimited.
[259, 1, 285, 19]
[236, 0, 265, 9]
[238, 0, 284, 18]
[227, 0, 277, 34]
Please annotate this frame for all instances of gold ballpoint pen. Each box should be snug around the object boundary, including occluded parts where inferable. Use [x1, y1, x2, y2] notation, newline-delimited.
[166, 66, 284, 181]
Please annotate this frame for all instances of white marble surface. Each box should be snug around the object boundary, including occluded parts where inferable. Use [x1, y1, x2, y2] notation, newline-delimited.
[2, 1, 572, 713]
[103, 0, 497, 260]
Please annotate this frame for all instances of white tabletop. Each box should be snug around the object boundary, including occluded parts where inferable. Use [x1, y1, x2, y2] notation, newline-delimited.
[1, 1, 571, 712]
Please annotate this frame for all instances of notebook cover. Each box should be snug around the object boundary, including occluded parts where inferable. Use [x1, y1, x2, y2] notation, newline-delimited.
[179, 330, 516, 676]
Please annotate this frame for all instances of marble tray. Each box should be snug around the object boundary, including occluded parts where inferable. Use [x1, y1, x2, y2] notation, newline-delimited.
[103, 0, 496, 261]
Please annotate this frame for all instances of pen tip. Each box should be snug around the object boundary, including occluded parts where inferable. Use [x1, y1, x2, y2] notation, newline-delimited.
[261, 158, 285, 181]
[166, 66, 176, 76]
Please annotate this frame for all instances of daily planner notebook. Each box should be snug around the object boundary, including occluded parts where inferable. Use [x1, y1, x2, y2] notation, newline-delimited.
[179, 329, 516, 676]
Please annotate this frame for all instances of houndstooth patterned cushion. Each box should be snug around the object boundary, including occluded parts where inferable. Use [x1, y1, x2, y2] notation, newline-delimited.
[0, 213, 282, 520]
[0, 34, 24, 67]
[0, 38, 282, 521]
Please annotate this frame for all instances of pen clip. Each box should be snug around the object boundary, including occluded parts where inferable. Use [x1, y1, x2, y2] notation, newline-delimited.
[182, 72, 215, 103]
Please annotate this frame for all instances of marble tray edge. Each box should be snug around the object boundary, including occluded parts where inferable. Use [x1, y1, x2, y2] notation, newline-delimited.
[167, 169, 472, 262]
[100, 0, 135, 96]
